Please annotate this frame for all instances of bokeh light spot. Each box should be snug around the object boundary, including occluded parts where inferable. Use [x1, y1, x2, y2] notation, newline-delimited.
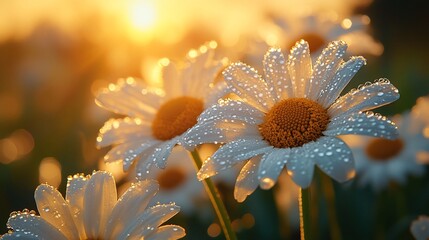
[39, 157, 62, 188]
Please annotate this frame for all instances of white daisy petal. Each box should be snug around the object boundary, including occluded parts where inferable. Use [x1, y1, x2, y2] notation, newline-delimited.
[134, 139, 178, 179]
[182, 121, 260, 150]
[204, 81, 229, 107]
[95, 78, 163, 119]
[119, 204, 181, 239]
[97, 117, 152, 148]
[197, 138, 272, 180]
[104, 141, 157, 171]
[104, 180, 159, 239]
[258, 148, 290, 190]
[3, 171, 186, 240]
[198, 100, 264, 125]
[287, 40, 312, 98]
[328, 79, 400, 118]
[145, 225, 186, 240]
[324, 111, 398, 139]
[180, 121, 225, 150]
[411, 216, 429, 240]
[318, 56, 366, 108]
[312, 137, 355, 182]
[34, 185, 79, 239]
[1, 232, 40, 239]
[285, 148, 315, 188]
[183, 47, 225, 98]
[65, 174, 89, 239]
[234, 156, 262, 202]
[214, 121, 261, 141]
[162, 61, 183, 98]
[223, 62, 274, 111]
[152, 137, 179, 169]
[6, 213, 67, 240]
[263, 48, 293, 100]
[307, 41, 347, 100]
[83, 172, 117, 239]
[135, 142, 168, 179]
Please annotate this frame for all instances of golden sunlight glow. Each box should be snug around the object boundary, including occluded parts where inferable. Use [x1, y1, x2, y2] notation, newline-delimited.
[341, 18, 353, 29]
[141, 58, 165, 88]
[128, 1, 157, 31]
[122, 0, 160, 44]
[266, 33, 280, 46]
[39, 157, 62, 188]
[98, 159, 126, 182]
[188, 49, 199, 58]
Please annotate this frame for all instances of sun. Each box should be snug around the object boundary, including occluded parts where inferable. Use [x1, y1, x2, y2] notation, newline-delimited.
[128, 0, 157, 31]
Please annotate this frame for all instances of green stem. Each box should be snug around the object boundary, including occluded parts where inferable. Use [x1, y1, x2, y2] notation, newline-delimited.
[299, 187, 312, 240]
[190, 149, 237, 240]
[320, 172, 342, 240]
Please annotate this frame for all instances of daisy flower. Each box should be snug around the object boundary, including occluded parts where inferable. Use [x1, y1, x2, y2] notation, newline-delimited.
[95, 42, 227, 178]
[246, 13, 383, 70]
[0, 171, 185, 240]
[275, 14, 383, 56]
[411, 216, 429, 240]
[412, 95, 429, 126]
[342, 99, 429, 191]
[183, 40, 399, 202]
[143, 147, 205, 215]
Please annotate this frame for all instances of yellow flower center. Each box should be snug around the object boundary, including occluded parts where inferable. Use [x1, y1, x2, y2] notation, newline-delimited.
[157, 167, 187, 190]
[365, 138, 404, 161]
[259, 98, 330, 148]
[152, 96, 204, 140]
[288, 33, 327, 53]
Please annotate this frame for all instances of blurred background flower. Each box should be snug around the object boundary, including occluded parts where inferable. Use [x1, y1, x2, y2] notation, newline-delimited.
[0, 0, 428, 239]
[342, 96, 429, 191]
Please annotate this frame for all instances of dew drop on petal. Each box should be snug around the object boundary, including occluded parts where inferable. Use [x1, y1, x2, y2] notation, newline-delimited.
[260, 177, 275, 189]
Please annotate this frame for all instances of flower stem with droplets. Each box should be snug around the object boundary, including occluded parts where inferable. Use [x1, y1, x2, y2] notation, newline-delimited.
[190, 149, 237, 240]
[299, 187, 312, 240]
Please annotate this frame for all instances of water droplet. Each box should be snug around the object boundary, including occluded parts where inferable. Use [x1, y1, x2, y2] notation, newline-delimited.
[260, 178, 275, 189]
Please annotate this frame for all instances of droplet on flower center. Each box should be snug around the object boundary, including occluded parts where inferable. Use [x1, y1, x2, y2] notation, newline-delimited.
[152, 96, 204, 140]
[365, 138, 404, 161]
[288, 33, 327, 53]
[157, 167, 187, 190]
[259, 98, 330, 148]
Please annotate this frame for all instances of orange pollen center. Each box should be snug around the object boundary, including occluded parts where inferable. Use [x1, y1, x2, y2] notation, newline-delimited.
[259, 98, 330, 148]
[288, 33, 327, 53]
[157, 167, 187, 190]
[152, 96, 204, 141]
[365, 138, 404, 162]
